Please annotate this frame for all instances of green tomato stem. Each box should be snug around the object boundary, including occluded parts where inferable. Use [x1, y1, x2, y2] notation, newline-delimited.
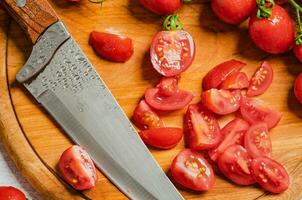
[288, 0, 302, 45]
[182, 0, 192, 3]
[163, 15, 183, 31]
[256, 0, 275, 19]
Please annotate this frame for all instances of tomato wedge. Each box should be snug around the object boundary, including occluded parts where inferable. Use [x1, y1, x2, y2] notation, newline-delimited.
[201, 89, 240, 115]
[244, 123, 272, 158]
[156, 76, 180, 96]
[217, 145, 256, 185]
[202, 59, 246, 90]
[240, 96, 282, 129]
[145, 87, 193, 111]
[139, 128, 183, 149]
[58, 145, 97, 190]
[150, 30, 195, 77]
[251, 157, 289, 193]
[0, 187, 26, 200]
[247, 61, 273, 97]
[220, 72, 249, 90]
[208, 118, 249, 162]
[171, 149, 215, 191]
[184, 104, 221, 150]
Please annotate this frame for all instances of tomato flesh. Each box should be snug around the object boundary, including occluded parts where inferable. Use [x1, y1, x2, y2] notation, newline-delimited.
[58, 145, 97, 190]
[139, 0, 181, 15]
[171, 149, 215, 191]
[184, 104, 221, 150]
[217, 145, 256, 185]
[156, 76, 180, 96]
[294, 73, 302, 104]
[0, 187, 26, 200]
[251, 157, 289, 193]
[150, 30, 195, 77]
[247, 61, 273, 97]
[220, 72, 249, 90]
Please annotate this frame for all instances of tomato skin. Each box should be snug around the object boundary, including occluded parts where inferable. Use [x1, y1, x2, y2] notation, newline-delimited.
[139, 128, 183, 149]
[211, 0, 256, 24]
[248, 5, 295, 54]
[132, 99, 164, 130]
[294, 45, 302, 63]
[217, 145, 256, 185]
[184, 104, 221, 150]
[203, 59, 246, 90]
[251, 157, 289, 193]
[0, 187, 26, 200]
[150, 30, 195, 77]
[171, 149, 215, 191]
[156, 76, 180, 96]
[294, 73, 302, 104]
[139, 0, 181, 15]
[89, 31, 133, 62]
[247, 61, 273, 97]
[220, 72, 249, 90]
[58, 145, 97, 190]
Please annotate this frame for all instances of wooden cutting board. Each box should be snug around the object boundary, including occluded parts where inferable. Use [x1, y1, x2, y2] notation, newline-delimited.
[1, 0, 302, 199]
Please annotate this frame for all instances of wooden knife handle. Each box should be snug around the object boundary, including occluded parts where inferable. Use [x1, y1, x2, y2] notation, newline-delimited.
[1, 0, 59, 43]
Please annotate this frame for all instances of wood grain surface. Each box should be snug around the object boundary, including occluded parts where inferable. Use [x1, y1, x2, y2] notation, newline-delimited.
[1, 0, 302, 199]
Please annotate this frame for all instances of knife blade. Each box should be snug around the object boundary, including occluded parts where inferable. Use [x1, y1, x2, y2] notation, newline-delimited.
[15, 20, 184, 200]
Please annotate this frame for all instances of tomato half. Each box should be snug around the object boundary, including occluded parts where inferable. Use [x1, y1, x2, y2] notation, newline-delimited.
[208, 118, 249, 162]
[247, 61, 273, 97]
[202, 59, 246, 90]
[294, 73, 302, 104]
[201, 89, 240, 115]
[184, 104, 221, 150]
[145, 87, 194, 111]
[251, 157, 289, 193]
[139, 0, 181, 15]
[58, 145, 97, 190]
[139, 127, 183, 149]
[150, 30, 195, 77]
[220, 72, 249, 90]
[217, 145, 256, 185]
[244, 123, 272, 158]
[171, 149, 215, 191]
[156, 76, 180, 96]
[132, 99, 164, 130]
[240, 96, 282, 129]
[0, 187, 26, 200]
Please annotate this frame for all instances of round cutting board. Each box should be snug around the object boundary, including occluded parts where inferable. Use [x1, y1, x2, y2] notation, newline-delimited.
[1, 0, 302, 199]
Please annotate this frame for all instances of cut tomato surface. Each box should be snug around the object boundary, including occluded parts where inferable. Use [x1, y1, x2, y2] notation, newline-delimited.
[220, 72, 249, 90]
[0, 187, 26, 200]
[156, 76, 180, 96]
[139, 0, 181, 15]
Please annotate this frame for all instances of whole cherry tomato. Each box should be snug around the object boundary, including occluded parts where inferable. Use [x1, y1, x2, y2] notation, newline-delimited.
[294, 73, 302, 104]
[139, 0, 181, 15]
[0, 187, 26, 200]
[294, 44, 302, 63]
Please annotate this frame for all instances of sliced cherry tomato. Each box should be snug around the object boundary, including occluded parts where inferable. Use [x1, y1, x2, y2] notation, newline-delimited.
[240, 96, 282, 129]
[211, 0, 256, 24]
[294, 44, 302, 63]
[139, 0, 181, 15]
[294, 73, 302, 104]
[201, 89, 240, 115]
[217, 145, 256, 185]
[249, 4, 295, 54]
[139, 127, 183, 149]
[220, 72, 249, 90]
[251, 157, 289, 193]
[132, 99, 164, 130]
[184, 104, 221, 150]
[202, 59, 246, 90]
[150, 30, 195, 77]
[244, 123, 272, 158]
[156, 76, 180, 96]
[0, 187, 26, 200]
[247, 61, 273, 97]
[208, 118, 249, 162]
[58, 145, 97, 190]
[145, 87, 193, 111]
[171, 149, 215, 191]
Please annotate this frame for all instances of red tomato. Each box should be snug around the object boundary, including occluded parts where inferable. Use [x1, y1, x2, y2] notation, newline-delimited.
[240, 96, 282, 129]
[171, 149, 215, 191]
[132, 99, 164, 130]
[156, 76, 180, 96]
[244, 123, 272, 158]
[294, 44, 302, 63]
[58, 145, 97, 190]
[150, 30, 195, 77]
[208, 118, 249, 162]
[139, 127, 183, 149]
[145, 87, 193, 111]
[203, 59, 246, 90]
[275, 0, 287, 4]
[211, 0, 256, 24]
[294, 73, 302, 104]
[217, 145, 256, 185]
[0, 187, 26, 200]
[248, 4, 295, 54]
[139, 0, 181, 15]
[220, 72, 249, 90]
[247, 61, 273, 97]
[89, 31, 133, 62]
[201, 89, 240, 115]
[184, 104, 221, 150]
[251, 157, 289, 193]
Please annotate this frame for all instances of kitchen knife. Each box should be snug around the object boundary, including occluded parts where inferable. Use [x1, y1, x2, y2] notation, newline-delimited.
[1, 1, 184, 199]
